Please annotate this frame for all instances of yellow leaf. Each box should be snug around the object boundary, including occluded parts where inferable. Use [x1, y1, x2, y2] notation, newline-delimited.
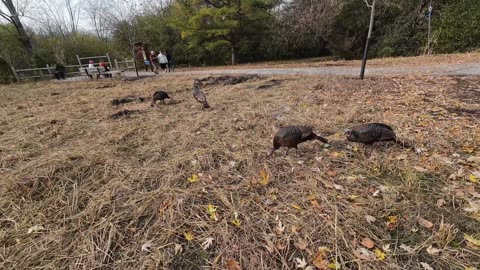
[464, 234, 480, 247]
[206, 203, 218, 221]
[290, 204, 303, 211]
[328, 261, 340, 269]
[465, 267, 477, 270]
[187, 174, 199, 183]
[184, 231, 194, 241]
[374, 248, 386, 260]
[469, 174, 478, 183]
[259, 168, 270, 185]
[232, 218, 241, 227]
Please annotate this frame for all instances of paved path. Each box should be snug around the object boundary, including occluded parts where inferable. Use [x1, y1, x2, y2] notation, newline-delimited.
[175, 62, 480, 76]
[87, 62, 480, 81]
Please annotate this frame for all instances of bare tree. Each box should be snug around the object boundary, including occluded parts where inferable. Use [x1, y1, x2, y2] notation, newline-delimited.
[0, 0, 33, 53]
[84, 0, 110, 43]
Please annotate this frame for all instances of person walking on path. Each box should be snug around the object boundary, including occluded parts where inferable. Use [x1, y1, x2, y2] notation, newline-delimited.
[158, 50, 169, 73]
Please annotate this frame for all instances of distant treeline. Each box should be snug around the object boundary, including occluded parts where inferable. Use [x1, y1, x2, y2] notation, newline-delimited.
[1, 0, 479, 83]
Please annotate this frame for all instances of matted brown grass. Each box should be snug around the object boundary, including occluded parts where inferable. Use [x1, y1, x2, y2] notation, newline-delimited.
[0, 73, 479, 270]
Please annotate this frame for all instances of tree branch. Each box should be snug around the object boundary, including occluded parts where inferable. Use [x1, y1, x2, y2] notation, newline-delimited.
[364, 0, 372, 8]
[0, 10, 13, 22]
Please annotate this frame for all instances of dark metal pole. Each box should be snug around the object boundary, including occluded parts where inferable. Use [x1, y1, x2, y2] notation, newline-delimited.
[427, 2, 432, 54]
[360, 0, 376, 80]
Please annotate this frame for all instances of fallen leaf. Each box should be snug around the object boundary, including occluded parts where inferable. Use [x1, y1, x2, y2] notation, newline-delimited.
[274, 220, 286, 236]
[187, 174, 199, 183]
[353, 247, 374, 260]
[386, 216, 398, 231]
[464, 267, 477, 270]
[396, 154, 407, 160]
[361, 238, 374, 249]
[399, 244, 415, 253]
[414, 166, 429, 173]
[333, 184, 344, 191]
[264, 240, 275, 253]
[464, 200, 480, 212]
[372, 190, 380, 197]
[374, 248, 386, 260]
[174, 243, 183, 255]
[436, 199, 446, 207]
[328, 261, 340, 270]
[426, 245, 441, 255]
[420, 262, 434, 270]
[418, 217, 434, 229]
[464, 234, 480, 247]
[469, 213, 480, 222]
[294, 257, 308, 269]
[27, 225, 44, 234]
[382, 244, 391, 253]
[365, 215, 376, 223]
[276, 240, 287, 250]
[312, 247, 331, 269]
[469, 174, 478, 183]
[259, 168, 270, 185]
[141, 241, 153, 252]
[206, 203, 218, 221]
[202, 237, 214, 250]
[232, 218, 242, 227]
[184, 231, 194, 241]
[227, 258, 242, 270]
[294, 238, 308, 250]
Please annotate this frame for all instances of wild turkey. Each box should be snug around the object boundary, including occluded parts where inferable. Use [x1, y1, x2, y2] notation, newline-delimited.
[192, 79, 210, 109]
[268, 125, 329, 156]
[151, 90, 173, 107]
[345, 123, 411, 148]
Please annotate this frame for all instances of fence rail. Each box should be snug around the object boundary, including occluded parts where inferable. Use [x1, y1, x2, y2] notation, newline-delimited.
[11, 53, 135, 81]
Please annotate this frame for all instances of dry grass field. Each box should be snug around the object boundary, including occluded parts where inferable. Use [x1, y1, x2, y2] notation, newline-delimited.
[0, 72, 479, 269]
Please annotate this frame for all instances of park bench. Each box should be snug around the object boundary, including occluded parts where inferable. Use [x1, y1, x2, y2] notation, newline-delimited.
[79, 67, 123, 79]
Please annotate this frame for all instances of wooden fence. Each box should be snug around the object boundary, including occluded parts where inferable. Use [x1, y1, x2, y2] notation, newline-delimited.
[11, 53, 136, 81]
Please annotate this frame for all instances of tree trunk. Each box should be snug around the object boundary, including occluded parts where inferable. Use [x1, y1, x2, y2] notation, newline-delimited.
[231, 46, 237, 65]
[2, 0, 33, 54]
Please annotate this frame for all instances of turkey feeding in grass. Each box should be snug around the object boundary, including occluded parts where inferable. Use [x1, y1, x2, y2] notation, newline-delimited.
[345, 123, 411, 148]
[151, 90, 174, 107]
[268, 125, 329, 157]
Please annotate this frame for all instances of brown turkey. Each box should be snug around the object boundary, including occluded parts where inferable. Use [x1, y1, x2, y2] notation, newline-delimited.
[151, 90, 173, 107]
[345, 123, 411, 148]
[192, 79, 210, 109]
[267, 125, 328, 157]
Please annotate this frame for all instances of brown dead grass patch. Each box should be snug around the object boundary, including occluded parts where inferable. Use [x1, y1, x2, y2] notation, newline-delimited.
[0, 74, 479, 269]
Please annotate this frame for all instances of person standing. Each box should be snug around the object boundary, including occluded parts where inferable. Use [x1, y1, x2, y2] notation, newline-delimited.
[166, 50, 174, 72]
[149, 50, 159, 74]
[157, 50, 169, 73]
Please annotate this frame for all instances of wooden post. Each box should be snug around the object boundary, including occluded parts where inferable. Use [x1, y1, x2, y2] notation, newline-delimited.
[46, 64, 52, 76]
[106, 53, 112, 67]
[76, 55, 82, 67]
[11, 66, 20, 82]
[115, 59, 119, 70]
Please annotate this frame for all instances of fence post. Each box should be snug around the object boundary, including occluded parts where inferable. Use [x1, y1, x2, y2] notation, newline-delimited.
[46, 64, 52, 76]
[11, 66, 20, 82]
[76, 55, 82, 67]
[106, 53, 112, 67]
[115, 59, 119, 70]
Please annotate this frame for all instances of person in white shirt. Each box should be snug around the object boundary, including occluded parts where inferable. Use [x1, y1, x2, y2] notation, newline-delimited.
[157, 51, 169, 73]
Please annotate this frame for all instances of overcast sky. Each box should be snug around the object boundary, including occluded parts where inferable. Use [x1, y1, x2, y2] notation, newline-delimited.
[1, 0, 164, 33]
